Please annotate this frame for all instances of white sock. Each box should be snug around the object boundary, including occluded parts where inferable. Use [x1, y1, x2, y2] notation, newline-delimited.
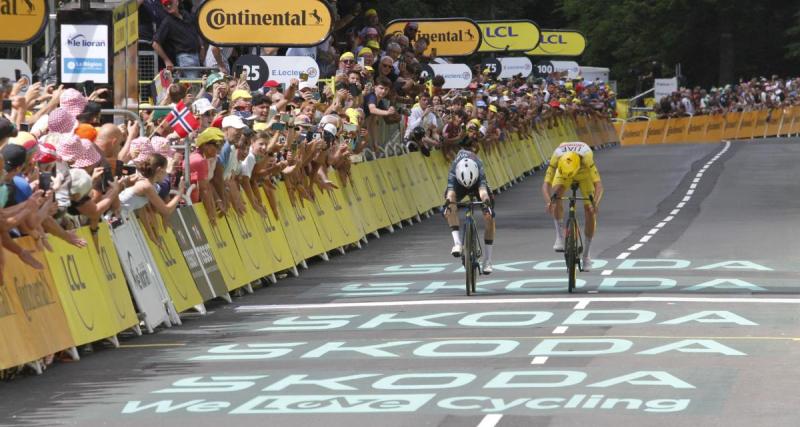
[451, 230, 462, 246]
[584, 238, 592, 258]
[484, 244, 493, 263]
[553, 218, 563, 240]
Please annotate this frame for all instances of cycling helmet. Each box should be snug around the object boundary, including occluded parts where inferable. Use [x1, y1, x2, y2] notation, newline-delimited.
[411, 126, 425, 141]
[557, 151, 581, 179]
[455, 158, 480, 188]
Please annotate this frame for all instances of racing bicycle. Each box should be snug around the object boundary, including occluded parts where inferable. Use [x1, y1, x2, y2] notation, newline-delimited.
[553, 183, 593, 293]
[447, 198, 487, 296]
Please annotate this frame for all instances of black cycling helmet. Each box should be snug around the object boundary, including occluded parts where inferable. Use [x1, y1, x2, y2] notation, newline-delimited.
[411, 126, 425, 141]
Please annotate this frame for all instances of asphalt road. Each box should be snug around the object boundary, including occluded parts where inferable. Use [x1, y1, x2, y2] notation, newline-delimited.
[2, 139, 800, 427]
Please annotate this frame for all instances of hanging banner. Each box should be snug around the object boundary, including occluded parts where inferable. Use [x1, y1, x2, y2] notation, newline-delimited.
[531, 60, 580, 79]
[477, 20, 540, 53]
[59, 24, 110, 84]
[197, 0, 333, 46]
[171, 206, 229, 300]
[385, 18, 481, 57]
[496, 57, 533, 79]
[527, 29, 586, 57]
[0, 0, 47, 45]
[420, 63, 472, 89]
[111, 218, 171, 332]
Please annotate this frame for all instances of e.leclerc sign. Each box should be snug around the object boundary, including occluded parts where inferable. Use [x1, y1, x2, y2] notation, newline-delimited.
[197, 0, 333, 47]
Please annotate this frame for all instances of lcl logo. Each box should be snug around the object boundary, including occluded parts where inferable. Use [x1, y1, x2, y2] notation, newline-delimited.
[541, 34, 567, 44]
[484, 26, 518, 38]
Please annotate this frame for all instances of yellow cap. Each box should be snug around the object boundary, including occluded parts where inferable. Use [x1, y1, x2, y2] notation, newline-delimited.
[559, 98, 568, 104]
[565, 82, 573, 90]
[231, 89, 252, 101]
[253, 122, 269, 132]
[340, 52, 355, 61]
[465, 103, 474, 109]
[195, 127, 224, 147]
[365, 8, 377, 17]
[358, 47, 373, 57]
[364, 66, 374, 72]
[366, 40, 380, 50]
[345, 108, 360, 126]
[488, 105, 498, 113]
[488, 84, 497, 92]
[468, 119, 482, 129]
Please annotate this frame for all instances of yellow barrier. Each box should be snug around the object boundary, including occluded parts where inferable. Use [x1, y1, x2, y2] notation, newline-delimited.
[3, 116, 606, 372]
[614, 108, 799, 145]
[0, 238, 74, 369]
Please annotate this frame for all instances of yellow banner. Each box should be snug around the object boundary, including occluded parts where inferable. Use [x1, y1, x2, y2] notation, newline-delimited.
[274, 182, 326, 261]
[224, 207, 271, 285]
[385, 19, 481, 57]
[44, 231, 119, 346]
[249, 188, 297, 271]
[685, 116, 708, 142]
[82, 225, 138, 332]
[0, 0, 47, 45]
[620, 121, 647, 146]
[705, 115, 724, 141]
[307, 187, 350, 252]
[722, 112, 742, 140]
[645, 119, 667, 144]
[354, 162, 394, 229]
[664, 117, 690, 144]
[0, 238, 74, 369]
[113, 2, 127, 53]
[477, 20, 540, 53]
[527, 30, 586, 56]
[193, 204, 249, 292]
[139, 216, 204, 312]
[765, 109, 783, 137]
[197, 0, 333, 46]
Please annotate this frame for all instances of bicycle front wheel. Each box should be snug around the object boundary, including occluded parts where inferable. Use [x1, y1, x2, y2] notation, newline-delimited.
[565, 218, 579, 293]
[464, 220, 475, 296]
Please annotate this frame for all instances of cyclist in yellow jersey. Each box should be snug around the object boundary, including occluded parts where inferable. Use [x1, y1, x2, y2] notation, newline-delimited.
[541, 141, 604, 270]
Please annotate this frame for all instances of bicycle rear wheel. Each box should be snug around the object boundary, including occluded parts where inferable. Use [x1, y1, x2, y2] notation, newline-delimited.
[469, 222, 480, 294]
[565, 218, 578, 293]
[464, 220, 475, 296]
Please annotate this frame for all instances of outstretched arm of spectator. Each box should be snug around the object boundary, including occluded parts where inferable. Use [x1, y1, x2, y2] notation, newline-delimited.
[1, 232, 43, 270]
[43, 216, 87, 248]
[198, 179, 219, 226]
[152, 41, 174, 70]
[239, 175, 267, 216]
[210, 162, 228, 215]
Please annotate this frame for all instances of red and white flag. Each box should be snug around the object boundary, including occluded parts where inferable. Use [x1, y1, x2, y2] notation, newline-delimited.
[165, 100, 199, 138]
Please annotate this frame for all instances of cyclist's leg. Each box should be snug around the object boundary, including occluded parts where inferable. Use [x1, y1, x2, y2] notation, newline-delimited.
[445, 188, 463, 256]
[578, 174, 597, 268]
[479, 186, 495, 272]
[550, 174, 569, 250]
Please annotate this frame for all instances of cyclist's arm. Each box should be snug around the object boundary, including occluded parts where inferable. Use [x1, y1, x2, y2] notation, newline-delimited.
[593, 180, 604, 207]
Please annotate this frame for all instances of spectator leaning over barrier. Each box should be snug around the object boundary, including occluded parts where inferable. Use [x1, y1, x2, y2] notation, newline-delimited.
[220, 115, 248, 216]
[190, 127, 224, 225]
[152, 0, 204, 79]
[119, 151, 184, 240]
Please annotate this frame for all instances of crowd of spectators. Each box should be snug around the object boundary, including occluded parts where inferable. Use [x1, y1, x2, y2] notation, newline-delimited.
[0, 1, 619, 275]
[655, 76, 800, 118]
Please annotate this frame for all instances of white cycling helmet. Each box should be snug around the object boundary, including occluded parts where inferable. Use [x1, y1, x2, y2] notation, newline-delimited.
[456, 158, 480, 188]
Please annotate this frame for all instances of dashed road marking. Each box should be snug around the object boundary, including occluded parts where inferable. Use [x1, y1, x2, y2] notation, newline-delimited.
[477, 414, 503, 427]
[553, 326, 568, 334]
[530, 356, 549, 365]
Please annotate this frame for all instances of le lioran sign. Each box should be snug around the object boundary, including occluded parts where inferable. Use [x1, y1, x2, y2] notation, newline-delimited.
[0, 0, 47, 45]
[197, 0, 333, 46]
[477, 20, 541, 53]
[527, 29, 587, 57]
[385, 18, 481, 57]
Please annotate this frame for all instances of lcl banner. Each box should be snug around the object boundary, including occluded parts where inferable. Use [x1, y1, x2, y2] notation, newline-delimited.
[385, 18, 482, 57]
[527, 29, 587, 57]
[477, 20, 540, 53]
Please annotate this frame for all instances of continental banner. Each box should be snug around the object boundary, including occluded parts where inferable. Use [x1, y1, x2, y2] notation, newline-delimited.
[385, 19, 482, 57]
[0, 238, 73, 369]
[615, 109, 799, 145]
[0, 0, 47, 45]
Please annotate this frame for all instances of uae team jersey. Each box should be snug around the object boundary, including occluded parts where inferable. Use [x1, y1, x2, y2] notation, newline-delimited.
[543, 141, 601, 184]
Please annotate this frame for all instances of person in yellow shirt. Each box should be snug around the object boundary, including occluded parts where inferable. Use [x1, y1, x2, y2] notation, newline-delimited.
[541, 141, 603, 270]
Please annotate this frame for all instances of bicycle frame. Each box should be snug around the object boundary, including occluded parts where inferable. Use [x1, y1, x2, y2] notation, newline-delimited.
[448, 197, 486, 296]
[556, 183, 592, 292]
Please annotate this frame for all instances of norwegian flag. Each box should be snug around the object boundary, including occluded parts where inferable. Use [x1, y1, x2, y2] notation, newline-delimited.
[165, 100, 199, 138]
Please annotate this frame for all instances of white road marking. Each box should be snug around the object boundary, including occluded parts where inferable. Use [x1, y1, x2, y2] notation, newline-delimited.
[601, 269, 614, 276]
[553, 326, 568, 334]
[531, 357, 549, 365]
[478, 414, 504, 427]
[574, 300, 590, 309]
[612, 140, 730, 262]
[237, 295, 800, 311]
